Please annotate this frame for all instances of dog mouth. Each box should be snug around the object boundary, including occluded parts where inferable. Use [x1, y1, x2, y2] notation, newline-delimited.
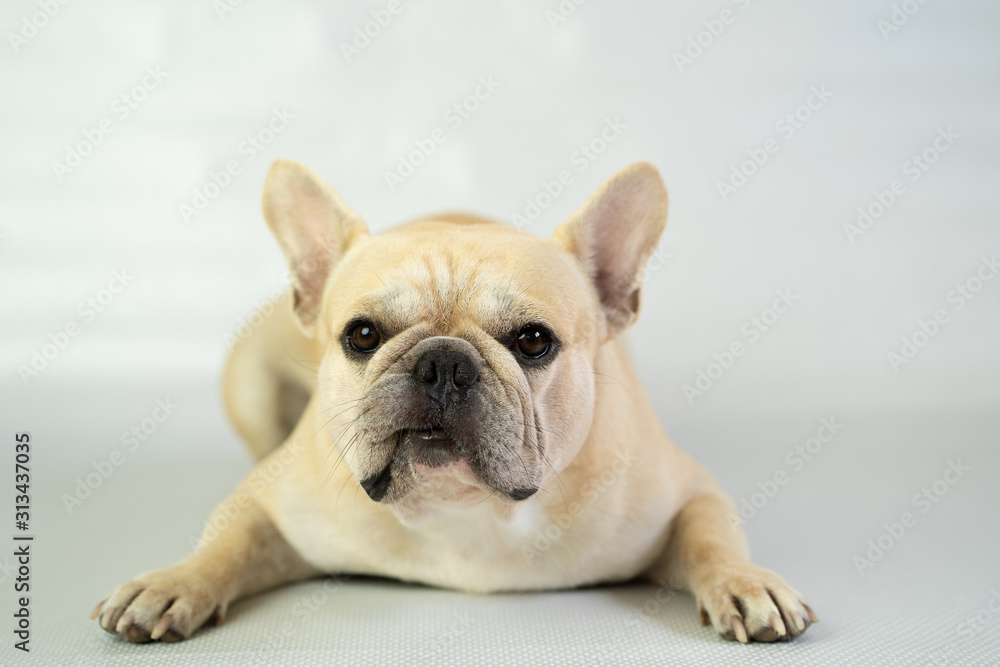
[359, 424, 473, 502]
[359, 422, 539, 504]
[401, 426, 465, 469]
[402, 424, 489, 491]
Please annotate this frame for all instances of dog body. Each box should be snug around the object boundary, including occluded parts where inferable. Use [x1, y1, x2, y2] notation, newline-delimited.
[93, 162, 815, 645]
[233, 300, 689, 594]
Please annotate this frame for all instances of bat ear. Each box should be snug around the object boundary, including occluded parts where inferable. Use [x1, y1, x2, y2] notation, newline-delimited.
[262, 159, 368, 337]
[553, 162, 668, 336]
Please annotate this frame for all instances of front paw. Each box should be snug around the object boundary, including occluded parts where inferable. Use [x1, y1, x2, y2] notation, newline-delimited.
[695, 563, 817, 643]
[91, 565, 227, 643]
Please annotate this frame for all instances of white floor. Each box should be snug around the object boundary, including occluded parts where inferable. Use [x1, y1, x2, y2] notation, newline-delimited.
[9, 377, 999, 666]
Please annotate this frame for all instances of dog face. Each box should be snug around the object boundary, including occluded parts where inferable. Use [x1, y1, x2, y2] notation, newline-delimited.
[315, 223, 600, 513]
[262, 161, 667, 520]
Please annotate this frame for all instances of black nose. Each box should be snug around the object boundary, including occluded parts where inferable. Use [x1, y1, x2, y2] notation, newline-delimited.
[412, 349, 479, 402]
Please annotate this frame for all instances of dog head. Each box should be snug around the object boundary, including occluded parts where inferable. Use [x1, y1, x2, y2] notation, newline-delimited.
[262, 160, 667, 521]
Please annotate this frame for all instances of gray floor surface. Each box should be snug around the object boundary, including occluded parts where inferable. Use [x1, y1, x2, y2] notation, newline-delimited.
[4, 379, 998, 666]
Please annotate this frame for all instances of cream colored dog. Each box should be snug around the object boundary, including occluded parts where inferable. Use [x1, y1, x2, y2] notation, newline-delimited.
[92, 160, 816, 644]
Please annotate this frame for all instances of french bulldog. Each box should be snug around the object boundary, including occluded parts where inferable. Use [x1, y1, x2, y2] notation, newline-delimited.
[91, 160, 816, 644]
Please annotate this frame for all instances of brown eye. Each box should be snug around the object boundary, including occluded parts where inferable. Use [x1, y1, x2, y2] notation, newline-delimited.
[515, 326, 551, 359]
[348, 322, 381, 353]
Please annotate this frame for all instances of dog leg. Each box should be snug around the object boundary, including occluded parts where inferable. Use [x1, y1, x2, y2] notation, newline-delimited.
[648, 491, 817, 642]
[91, 494, 319, 643]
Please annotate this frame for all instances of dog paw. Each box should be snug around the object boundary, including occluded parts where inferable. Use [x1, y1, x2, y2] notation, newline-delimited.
[695, 564, 817, 643]
[90, 565, 227, 643]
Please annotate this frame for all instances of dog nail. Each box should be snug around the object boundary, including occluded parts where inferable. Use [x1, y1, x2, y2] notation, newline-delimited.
[768, 611, 786, 636]
[730, 617, 748, 644]
[803, 604, 819, 623]
[115, 611, 135, 634]
[150, 615, 173, 641]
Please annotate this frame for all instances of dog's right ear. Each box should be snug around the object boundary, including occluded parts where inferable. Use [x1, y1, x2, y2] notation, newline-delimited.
[553, 162, 668, 339]
[262, 159, 368, 337]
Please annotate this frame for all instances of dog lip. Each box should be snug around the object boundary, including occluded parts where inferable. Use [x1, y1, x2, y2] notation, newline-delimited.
[411, 457, 479, 484]
[410, 426, 448, 441]
[403, 427, 462, 469]
[359, 464, 392, 502]
[508, 487, 538, 501]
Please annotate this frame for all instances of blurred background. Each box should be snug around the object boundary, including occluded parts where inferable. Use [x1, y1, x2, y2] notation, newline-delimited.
[1, 1, 998, 665]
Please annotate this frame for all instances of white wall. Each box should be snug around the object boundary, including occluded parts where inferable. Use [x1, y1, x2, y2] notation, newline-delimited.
[2, 0, 998, 453]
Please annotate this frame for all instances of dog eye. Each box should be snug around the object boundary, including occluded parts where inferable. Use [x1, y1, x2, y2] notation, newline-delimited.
[347, 321, 381, 353]
[514, 326, 551, 359]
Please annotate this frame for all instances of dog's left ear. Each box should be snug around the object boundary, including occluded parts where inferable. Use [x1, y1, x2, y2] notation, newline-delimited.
[553, 162, 668, 337]
[262, 159, 368, 337]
